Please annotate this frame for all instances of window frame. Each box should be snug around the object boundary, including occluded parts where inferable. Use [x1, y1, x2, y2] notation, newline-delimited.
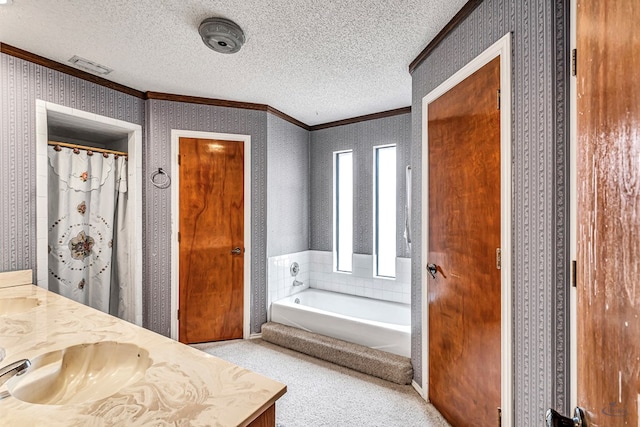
[333, 150, 353, 273]
[373, 144, 397, 278]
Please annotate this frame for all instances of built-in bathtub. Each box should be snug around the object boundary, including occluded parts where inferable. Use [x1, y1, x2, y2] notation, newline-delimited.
[270, 288, 410, 357]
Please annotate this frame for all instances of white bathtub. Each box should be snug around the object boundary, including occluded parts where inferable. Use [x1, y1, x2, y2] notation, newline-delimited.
[270, 288, 411, 357]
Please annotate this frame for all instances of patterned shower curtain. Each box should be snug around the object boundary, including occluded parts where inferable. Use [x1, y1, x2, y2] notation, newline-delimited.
[48, 145, 131, 320]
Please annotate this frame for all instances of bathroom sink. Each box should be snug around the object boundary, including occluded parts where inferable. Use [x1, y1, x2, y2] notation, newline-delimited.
[0, 297, 40, 316]
[6, 341, 152, 405]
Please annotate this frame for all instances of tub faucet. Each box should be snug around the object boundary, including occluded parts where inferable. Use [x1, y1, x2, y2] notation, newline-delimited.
[0, 359, 31, 387]
[292, 279, 304, 287]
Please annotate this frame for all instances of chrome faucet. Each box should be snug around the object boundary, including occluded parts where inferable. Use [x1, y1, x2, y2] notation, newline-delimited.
[290, 262, 304, 286]
[0, 359, 31, 387]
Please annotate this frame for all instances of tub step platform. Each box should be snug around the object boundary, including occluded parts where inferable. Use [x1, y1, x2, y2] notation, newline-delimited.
[261, 322, 413, 385]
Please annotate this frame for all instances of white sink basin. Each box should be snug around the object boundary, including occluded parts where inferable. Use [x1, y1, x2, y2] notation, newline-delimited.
[0, 297, 40, 316]
[7, 341, 152, 405]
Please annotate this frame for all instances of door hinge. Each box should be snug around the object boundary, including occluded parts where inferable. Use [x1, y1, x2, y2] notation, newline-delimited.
[496, 248, 502, 270]
[571, 260, 577, 287]
[497, 89, 501, 110]
[571, 48, 577, 76]
[177, 309, 180, 320]
[178, 232, 181, 243]
[498, 407, 502, 427]
[178, 154, 181, 166]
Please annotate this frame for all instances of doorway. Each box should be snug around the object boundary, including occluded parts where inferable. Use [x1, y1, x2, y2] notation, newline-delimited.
[421, 34, 512, 426]
[35, 100, 143, 326]
[170, 130, 252, 343]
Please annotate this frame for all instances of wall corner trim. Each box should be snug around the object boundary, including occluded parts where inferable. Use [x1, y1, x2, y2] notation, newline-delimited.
[408, 0, 484, 74]
[266, 106, 311, 130]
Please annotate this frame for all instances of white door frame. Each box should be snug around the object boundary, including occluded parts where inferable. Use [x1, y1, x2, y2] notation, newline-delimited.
[35, 100, 144, 327]
[170, 129, 252, 341]
[420, 33, 513, 426]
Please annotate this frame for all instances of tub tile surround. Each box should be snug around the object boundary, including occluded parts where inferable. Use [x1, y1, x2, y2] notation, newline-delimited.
[268, 250, 411, 310]
[0, 280, 285, 425]
[267, 250, 311, 310]
[310, 251, 411, 304]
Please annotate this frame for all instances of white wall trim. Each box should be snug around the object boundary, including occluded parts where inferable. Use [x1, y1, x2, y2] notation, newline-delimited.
[35, 100, 144, 327]
[170, 130, 252, 341]
[420, 33, 513, 426]
[411, 380, 425, 399]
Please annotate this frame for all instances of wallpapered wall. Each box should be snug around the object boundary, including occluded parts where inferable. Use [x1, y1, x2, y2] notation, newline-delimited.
[267, 114, 310, 257]
[0, 54, 145, 279]
[309, 113, 411, 258]
[2, 3, 571, 417]
[145, 99, 269, 336]
[0, 52, 274, 337]
[410, 0, 569, 424]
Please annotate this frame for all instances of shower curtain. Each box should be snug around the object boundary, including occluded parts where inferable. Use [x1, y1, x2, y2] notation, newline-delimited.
[47, 145, 131, 320]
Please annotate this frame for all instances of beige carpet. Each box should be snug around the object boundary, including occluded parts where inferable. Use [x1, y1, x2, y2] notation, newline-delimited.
[192, 339, 450, 427]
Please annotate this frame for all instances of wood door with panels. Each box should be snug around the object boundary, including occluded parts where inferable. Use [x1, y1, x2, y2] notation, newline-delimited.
[427, 56, 502, 427]
[178, 137, 244, 344]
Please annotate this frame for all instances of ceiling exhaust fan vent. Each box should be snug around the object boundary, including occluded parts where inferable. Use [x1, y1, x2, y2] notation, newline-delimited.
[68, 56, 112, 75]
[198, 17, 245, 54]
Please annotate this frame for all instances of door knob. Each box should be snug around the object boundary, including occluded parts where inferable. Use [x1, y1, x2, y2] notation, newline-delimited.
[230, 247, 242, 255]
[427, 263, 438, 279]
[545, 407, 585, 427]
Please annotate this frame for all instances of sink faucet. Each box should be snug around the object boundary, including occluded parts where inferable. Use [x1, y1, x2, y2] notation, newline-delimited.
[0, 359, 31, 387]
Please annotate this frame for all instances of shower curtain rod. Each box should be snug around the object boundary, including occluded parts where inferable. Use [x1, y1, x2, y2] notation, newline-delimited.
[48, 140, 128, 156]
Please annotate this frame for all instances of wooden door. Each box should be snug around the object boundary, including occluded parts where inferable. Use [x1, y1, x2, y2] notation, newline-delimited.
[178, 138, 244, 344]
[427, 56, 501, 427]
[576, 1, 640, 425]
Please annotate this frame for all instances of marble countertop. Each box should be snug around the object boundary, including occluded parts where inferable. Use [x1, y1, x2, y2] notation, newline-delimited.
[0, 283, 286, 426]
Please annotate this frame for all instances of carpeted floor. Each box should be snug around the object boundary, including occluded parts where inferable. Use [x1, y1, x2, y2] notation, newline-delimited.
[192, 339, 450, 427]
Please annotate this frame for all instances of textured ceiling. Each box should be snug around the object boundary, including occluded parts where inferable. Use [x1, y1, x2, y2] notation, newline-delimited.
[0, 0, 467, 126]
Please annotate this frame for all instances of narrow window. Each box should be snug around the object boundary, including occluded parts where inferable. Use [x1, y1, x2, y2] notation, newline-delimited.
[334, 151, 353, 272]
[374, 145, 396, 277]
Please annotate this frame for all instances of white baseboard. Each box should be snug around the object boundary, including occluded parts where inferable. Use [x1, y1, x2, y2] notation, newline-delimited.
[249, 333, 262, 339]
[412, 380, 426, 400]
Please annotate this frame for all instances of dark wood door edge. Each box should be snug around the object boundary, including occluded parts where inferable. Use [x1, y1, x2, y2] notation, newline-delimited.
[409, 0, 484, 74]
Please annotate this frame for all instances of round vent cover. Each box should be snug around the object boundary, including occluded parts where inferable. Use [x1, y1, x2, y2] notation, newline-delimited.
[198, 17, 245, 54]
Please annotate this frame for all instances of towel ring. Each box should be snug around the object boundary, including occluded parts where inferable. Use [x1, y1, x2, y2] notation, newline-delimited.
[150, 168, 171, 189]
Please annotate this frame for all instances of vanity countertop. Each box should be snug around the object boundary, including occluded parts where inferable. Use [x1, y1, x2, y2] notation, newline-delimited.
[0, 283, 286, 426]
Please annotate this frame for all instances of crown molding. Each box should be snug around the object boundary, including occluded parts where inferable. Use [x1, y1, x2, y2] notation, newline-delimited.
[309, 107, 411, 131]
[0, 43, 147, 98]
[2, 42, 408, 131]
[409, 0, 483, 74]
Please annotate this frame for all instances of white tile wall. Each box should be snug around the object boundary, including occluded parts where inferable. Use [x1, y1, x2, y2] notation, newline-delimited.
[267, 250, 311, 316]
[269, 250, 412, 305]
